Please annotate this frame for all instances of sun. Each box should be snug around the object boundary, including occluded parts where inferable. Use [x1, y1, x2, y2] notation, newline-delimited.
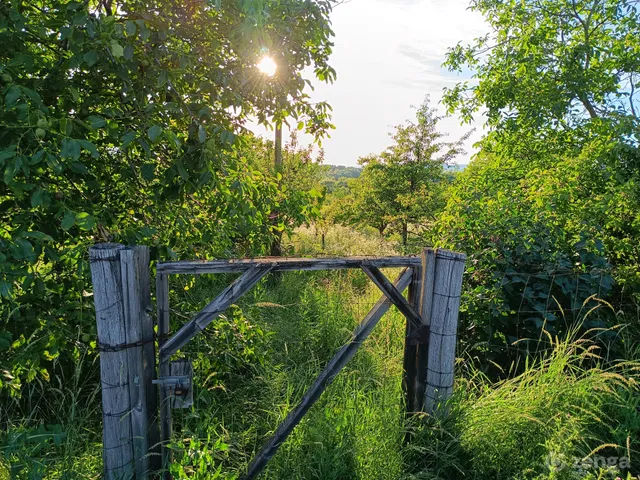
[257, 56, 277, 77]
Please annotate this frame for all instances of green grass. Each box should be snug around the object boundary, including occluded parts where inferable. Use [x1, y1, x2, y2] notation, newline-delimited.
[2, 225, 639, 479]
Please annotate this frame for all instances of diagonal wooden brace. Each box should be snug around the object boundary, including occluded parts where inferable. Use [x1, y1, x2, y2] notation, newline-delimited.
[242, 267, 414, 480]
[160, 265, 273, 359]
[360, 263, 423, 329]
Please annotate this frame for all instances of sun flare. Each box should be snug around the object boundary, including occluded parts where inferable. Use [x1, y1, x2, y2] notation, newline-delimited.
[257, 56, 277, 77]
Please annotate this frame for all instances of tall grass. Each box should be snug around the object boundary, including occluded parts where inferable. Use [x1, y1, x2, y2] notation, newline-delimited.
[0, 347, 103, 478]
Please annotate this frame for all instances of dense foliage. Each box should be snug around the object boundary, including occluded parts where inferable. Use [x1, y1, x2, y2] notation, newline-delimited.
[0, 0, 336, 393]
[435, 0, 640, 367]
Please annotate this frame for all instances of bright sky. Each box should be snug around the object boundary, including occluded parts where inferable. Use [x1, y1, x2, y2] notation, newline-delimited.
[254, 0, 488, 166]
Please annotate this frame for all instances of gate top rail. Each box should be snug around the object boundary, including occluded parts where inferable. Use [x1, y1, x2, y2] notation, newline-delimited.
[157, 255, 427, 275]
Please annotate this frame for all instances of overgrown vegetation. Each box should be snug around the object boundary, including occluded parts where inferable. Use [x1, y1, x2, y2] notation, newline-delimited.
[2, 0, 640, 478]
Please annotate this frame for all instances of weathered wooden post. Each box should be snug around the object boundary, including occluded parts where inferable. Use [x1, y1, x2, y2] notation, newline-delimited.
[402, 266, 420, 414]
[423, 249, 466, 413]
[402, 248, 465, 416]
[90, 244, 159, 479]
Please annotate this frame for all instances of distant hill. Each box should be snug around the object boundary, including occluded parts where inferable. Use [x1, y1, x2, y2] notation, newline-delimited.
[321, 165, 362, 192]
[445, 163, 468, 172]
[321, 163, 467, 192]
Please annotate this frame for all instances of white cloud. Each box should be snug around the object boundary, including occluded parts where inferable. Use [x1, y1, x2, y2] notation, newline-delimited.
[251, 0, 488, 166]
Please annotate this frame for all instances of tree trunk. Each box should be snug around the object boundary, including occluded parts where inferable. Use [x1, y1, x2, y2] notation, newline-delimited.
[270, 230, 283, 257]
[402, 222, 408, 248]
[269, 123, 284, 256]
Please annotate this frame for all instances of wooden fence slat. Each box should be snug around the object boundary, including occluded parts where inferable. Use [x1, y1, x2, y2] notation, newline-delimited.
[90, 244, 134, 480]
[242, 267, 414, 480]
[403, 267, 421, 414]
[424, 249, 466, 413]
[157, 256, 421, 274]
[413, 248, 436, 411]
[159, 265, 273, 359]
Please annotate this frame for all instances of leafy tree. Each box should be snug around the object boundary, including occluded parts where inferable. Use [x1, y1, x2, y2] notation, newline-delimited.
[248, 131, 325, 253]
[320, 165, 361, 193]
[443, 0, 640, 156]
[348, 97, 469, 248]
[346, 155, 394, 238]
[0, 0, 338, 393]
[435, 151, 617, 371]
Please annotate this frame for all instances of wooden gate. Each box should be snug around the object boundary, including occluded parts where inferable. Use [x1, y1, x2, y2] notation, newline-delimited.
[90, 245, 465, 479]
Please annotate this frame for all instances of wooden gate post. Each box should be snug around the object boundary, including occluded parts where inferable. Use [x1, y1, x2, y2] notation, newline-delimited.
[423, 249, 466, 413]
[90, 244, 159, 479]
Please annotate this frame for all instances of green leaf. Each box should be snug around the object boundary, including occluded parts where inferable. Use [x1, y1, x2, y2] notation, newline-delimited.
[64, 138, 81, 161]
[83, 50, 98, 66]
[61, 210, 75, 230]
[121, 131, 136, 148]
[177, 160, 189, 180]
[148, 125, 163, 143]
[88, 115, 106, 129]
[31, 189, 44, 207]
[11, 238, 35, 262]
[22, 231, 53, 242]
[5, 85, 21, 108]
[0, 281, 11, 299]
[0, 332, 11, 349]
[69, 87, 80, 102]
[0, 148, 16, 163]
[3, 156, 20, 184]
[124, 44, 134, 60]
[75, 212, 95, 231]
[70, 161, 88, 174]
[221, 130, 236, 145]
[110, 41, 124, 58]
[125, 20, 137, 36]
[141, 163, 155, 181]
[198, 125, 206, 143]
[77, 139, 98, 158]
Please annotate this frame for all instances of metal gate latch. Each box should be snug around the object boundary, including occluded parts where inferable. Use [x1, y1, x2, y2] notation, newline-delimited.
[152, 375, 193, 408]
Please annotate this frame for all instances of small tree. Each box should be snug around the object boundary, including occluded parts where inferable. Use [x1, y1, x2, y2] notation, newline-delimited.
[349, 97, 470, 249]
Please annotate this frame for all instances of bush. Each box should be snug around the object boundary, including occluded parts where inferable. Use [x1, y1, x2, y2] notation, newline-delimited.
[434, 146, 640, 369]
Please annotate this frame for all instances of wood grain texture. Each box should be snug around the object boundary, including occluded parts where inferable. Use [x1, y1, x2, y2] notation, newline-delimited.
[157, 256, 420, 274]
[120, 247, 156, 479]
[159, 265, 273, 359]
[402, 267, 421, 414]
[414, 248, 436, 412]
[424, 249, 466, 414]
[169, 360, 193, 409]
[243, 268, 414, 480]
[90, 243, 134, 480]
